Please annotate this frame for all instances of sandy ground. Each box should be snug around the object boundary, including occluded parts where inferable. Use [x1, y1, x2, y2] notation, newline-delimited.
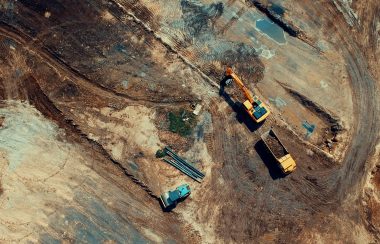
[0, 0, 379, 243]
[0, 101, 196, 243]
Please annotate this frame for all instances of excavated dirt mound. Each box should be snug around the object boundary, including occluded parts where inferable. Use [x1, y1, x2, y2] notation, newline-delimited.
[263, 132, 287, 158]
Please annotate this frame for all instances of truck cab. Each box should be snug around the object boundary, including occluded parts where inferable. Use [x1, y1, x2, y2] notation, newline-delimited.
[277, 154, 297, 174]
[160, 184, 191, 210]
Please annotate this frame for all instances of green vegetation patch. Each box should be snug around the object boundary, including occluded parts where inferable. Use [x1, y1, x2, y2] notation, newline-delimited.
[168, 109, 196, 137]
[155, 149, 166, 158]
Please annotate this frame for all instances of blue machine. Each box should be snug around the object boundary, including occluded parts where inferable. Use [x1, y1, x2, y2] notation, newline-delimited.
[160, 184, 191, 209]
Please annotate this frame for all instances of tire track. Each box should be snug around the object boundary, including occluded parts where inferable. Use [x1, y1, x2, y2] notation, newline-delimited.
[108, 0, 221, 90]
[317, 2, 380, 201]
[0, 21, 194, 107]
[21, 75, 161, 201]
[0, 23, 164, 202]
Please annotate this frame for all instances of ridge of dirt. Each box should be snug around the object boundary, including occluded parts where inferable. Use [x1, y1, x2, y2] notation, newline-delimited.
[0, 21, 195, 106]
[276, 80, 340, 126]
[275, 80, 347, 157]
[22, 75, 160, 201]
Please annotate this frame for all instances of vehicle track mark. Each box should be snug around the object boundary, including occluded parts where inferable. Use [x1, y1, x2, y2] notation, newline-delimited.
[0, 21, 195, 106]
[218, 7, 246, 35]
[0, 22, 165, 202]
[22, 75, 161, 201]
[108, 0, 221, 90]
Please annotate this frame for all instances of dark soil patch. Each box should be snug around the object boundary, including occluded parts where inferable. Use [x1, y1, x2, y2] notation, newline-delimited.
[264, 132, 287, 158]
[372, 167, 380, 190]
[181, 0, 224, 38]
[56, 81, 80, 98]
[155, 149, 165, 158]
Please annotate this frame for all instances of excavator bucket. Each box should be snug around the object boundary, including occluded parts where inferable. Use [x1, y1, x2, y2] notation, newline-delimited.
[225, 67, 233, 76]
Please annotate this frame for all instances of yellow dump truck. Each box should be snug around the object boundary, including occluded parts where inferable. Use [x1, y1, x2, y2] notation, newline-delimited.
[260, 129, 296, 174]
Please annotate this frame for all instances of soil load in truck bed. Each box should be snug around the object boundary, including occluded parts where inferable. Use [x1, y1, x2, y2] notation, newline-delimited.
[262, 130, 288, 158]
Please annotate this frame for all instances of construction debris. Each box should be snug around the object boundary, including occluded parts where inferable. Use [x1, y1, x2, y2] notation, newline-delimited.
[192, 104, 202, 115]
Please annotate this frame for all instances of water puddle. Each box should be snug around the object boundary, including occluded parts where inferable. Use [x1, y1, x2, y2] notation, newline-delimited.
[255, 19, 286, 44]
[302, 121, 316, 138]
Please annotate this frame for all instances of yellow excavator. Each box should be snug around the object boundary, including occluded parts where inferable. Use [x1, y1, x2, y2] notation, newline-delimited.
[225, 68, 270, 123]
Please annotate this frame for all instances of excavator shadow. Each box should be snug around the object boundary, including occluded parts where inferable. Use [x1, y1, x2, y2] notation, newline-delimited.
[219, 77, 264, 132]
[254, 140, 286, 180]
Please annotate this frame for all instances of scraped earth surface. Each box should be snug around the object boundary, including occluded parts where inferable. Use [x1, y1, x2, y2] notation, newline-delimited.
[0, 0, 379, 242]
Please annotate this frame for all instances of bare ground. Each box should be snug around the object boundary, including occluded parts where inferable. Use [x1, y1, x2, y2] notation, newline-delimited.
[0, 0, 379, 243]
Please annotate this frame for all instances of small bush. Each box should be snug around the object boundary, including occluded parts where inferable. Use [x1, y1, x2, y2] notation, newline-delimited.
[155, 149, 166, 158]
[168, 109, 196, 137]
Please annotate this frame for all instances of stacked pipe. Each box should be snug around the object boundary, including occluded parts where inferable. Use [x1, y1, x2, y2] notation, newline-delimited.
[162, 147, 205, 183]
[163, 158, 202, 183]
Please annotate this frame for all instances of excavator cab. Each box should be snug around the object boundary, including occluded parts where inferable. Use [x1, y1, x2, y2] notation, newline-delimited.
[251, 96, 269, 122]
[244, 99, 269, 122]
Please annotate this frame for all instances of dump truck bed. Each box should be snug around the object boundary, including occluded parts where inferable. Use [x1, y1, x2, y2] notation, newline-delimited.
[260, 129, 296, 174]
[261, 129, 288, 159]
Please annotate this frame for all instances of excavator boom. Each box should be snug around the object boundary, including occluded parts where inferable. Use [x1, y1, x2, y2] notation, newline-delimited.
[226, 68, 254, 103]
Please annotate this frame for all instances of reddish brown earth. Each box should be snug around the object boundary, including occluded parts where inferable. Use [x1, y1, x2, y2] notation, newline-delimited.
[0, 0, 379, 243]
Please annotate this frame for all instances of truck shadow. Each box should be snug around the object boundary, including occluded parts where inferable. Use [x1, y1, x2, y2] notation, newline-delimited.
[254, 140, 286, 180]
[159, 195, 189, 212]
[219, 77, 263, 132]
[160, 200, 174, 212]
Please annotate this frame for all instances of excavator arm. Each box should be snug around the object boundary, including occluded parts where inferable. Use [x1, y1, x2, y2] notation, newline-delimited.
[225, 67, 254, 104]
